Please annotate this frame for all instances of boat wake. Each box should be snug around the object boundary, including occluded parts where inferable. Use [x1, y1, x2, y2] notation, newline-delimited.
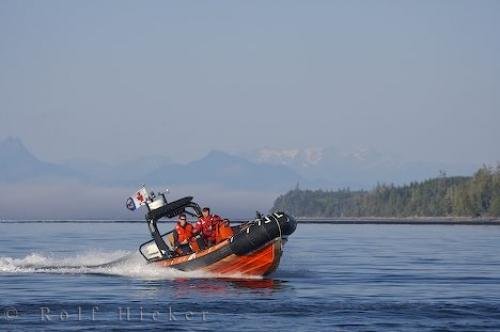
[0, 251, 261, 280]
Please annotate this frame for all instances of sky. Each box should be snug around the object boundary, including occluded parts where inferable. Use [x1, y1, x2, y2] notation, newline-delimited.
[1, 0, 499, 165]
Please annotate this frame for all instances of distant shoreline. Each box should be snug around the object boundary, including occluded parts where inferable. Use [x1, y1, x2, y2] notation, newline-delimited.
[2, 217, 500, 225]
[297, 217, 500, 225]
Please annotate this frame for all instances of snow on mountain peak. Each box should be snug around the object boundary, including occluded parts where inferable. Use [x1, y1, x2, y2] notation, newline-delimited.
[255, 147, 323, 167]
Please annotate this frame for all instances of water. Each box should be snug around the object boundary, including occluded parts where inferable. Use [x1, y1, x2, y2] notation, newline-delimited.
[1, 222, 500, 331]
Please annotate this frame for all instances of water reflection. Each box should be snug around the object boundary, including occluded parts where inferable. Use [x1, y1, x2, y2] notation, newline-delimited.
[138, 278, 288, 299]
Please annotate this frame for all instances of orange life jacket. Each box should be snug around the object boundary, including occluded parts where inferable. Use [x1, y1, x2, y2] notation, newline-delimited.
[175, 223, 193, 244]
[215, 222, 234, 244]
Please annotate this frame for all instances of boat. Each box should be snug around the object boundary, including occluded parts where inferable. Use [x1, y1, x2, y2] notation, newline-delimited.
[128, 189, 297, 277]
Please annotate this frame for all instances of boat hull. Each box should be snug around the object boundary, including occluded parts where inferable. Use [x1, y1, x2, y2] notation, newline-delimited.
[153, 238, 283, 277]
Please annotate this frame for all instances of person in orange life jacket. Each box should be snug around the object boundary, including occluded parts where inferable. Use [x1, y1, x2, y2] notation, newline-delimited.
[193, 207, 225, 247]
[173, 214, 193, 254]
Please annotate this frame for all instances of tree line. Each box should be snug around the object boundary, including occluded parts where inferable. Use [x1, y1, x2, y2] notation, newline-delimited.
[272, 165, 500, 218]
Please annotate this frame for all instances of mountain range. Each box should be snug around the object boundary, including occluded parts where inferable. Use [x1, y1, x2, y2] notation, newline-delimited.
[0, 137, 481, 190]
[0, 137, 487, 219]
[245, 147, 480, 189]
[0, 137, 302, 191]
[0, 137, 78, 183]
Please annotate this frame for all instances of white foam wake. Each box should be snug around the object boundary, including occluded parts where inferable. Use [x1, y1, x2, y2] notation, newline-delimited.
[0, 251, 261, 280]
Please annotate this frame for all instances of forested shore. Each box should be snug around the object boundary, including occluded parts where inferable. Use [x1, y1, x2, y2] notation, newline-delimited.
[272, 166, 500, 218]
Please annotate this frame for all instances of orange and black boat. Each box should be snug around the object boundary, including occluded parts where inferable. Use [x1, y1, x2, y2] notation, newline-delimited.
[134, 194, 297, 277]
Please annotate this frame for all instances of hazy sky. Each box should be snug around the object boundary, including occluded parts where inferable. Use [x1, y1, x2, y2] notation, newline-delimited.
[1, 0, 499, 164]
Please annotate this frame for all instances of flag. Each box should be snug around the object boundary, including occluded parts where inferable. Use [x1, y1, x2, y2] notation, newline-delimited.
[125, 186, 150, 211]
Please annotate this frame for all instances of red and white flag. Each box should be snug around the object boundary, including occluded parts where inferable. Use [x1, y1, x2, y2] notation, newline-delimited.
[126, 186, 150, 211]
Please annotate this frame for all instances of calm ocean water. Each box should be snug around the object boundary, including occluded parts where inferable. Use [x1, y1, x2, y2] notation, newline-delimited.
[1, 222, 500, 331]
